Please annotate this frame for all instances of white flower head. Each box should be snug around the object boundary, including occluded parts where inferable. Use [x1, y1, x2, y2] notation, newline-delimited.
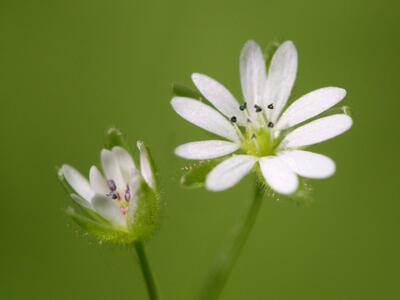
[59, 141, 159, 244]
[172, 40, 352, 195]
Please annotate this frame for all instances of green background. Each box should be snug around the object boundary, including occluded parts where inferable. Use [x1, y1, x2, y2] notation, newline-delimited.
[1, 0, 399, 299]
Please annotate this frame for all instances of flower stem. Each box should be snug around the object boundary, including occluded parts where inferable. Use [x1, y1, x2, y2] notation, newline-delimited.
[134, 241, 160, 300]
[199, 179, 264, 300]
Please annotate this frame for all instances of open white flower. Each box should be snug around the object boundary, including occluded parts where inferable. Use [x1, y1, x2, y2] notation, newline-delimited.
[171, 40, 352, 195]
[59, 141, 159, 243]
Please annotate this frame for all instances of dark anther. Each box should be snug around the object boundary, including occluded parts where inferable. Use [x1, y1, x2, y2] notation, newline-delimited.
[112, 193, 118, 200]
[124, 185, 131, 202]
[267, 122, 274, 128]
[107, 179, 117, 191]
[247, 118, 251, 123]
[251, 134, 256, 139]
[267, 103, 274, 109]
[124, 191, 131, 202]
[230, 116, 237, 123]
[239, 102, 247, 111]
[254, 105, 262, 112]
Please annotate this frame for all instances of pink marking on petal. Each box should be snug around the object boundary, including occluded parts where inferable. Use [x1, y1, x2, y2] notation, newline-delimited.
[120, 207, 129, 215]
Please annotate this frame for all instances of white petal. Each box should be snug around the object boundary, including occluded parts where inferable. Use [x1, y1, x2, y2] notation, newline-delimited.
[276, 87, 347, 130]
[112, 146, 138, 181]
[70, 193, 92, 209]
[206, 155, 258, 191]
[175, 140, 239, 160]
[62, 164, 95, 202]
[89, 166, 109, 194]
[100, 149, 125, 191]
[259, 156, 298, 195]
[171, 97, 239, 142]
[192, 73, 246, 124]
[240, 40, 267, 108]
[280, 114, 353, 149]
[278, 150, 336, 179]
[91, 194, 125, 227]
[137, 141, 156, 189]
[264, 41, 298, 122]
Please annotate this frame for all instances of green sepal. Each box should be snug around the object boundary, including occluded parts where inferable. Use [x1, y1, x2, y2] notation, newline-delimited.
[180, 159, 222, 189]
[340, 105, 352, 117]
[66, 205, 132, 244]
[104, 127, 130, 150]
[137, 140, 158, 190]
[172, 83, 202, 100]
[127, 179, 160, 242]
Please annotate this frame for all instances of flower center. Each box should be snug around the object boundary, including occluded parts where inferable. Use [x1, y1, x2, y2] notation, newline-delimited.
[231, 102, 277, 157]
[242, 127, 273, 156]
[106, 179, 131, 215]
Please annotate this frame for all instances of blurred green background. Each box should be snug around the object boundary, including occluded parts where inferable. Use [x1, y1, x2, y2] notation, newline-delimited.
[1, 0, 399, 299]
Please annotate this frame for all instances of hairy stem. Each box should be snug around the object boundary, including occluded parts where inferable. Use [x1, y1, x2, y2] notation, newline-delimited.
[199, 180, 264, 300]
[134, 241, 160, 300]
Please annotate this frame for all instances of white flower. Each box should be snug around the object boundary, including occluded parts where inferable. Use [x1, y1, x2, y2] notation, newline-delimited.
[171, 40, 352, 195]
[60, 142, 158, 243]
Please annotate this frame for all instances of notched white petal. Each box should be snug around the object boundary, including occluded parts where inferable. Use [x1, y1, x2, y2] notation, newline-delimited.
[112, 146, 138, 180]
[62, 164, 95, 202]
[206, 155, 258, 191]
[264, 41, 298, 122]
[171, 97, 239, 142]
[279, 150, 336, 179]
[92, 194, 126, 227]
[280, 114, 353, 149]
[100, 149, 125, 190]
[259, 156, 298, 195]
[240, 40, 267, 108]
[276, 87, 347, 130]
[89, 166, 109, 194]
[175, 140, 239, 160]
[192, 73, 246, 124]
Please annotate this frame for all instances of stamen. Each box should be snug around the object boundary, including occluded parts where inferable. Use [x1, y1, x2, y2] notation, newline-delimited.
[124, 185, 131, 202]
[107, 180, 117, 192]
[267, 103, 274, 110]
[232, 122, 245, 140]
[242, 107, 252, 123]
[251, 133, 260, 152]
[239, 102, 247, 111]
[256, 112, 268, 127]
[230, 116, 237, 123]
[267, 122, 274, 128]
[111, 192, 121, 200]
[254, 105, 262, 113]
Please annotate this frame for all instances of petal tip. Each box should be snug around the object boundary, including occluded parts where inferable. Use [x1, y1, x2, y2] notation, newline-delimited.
[191, 72, 202, 81]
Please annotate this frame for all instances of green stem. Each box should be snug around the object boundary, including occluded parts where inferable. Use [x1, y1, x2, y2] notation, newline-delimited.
[199, 180, 264, 300]
[134, 241, 160, 300]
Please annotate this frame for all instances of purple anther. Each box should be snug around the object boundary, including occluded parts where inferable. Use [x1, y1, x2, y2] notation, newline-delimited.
[124, 185, 131, 202]
[107, 180, 117, 191]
